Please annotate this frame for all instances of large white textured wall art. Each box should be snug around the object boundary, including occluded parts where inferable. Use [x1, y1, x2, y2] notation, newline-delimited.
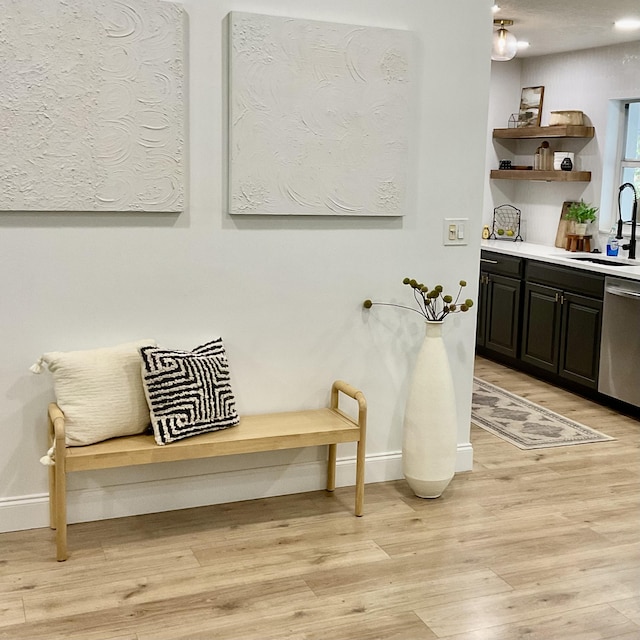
[0, 0, 185, 212]
[228, 12, 414, 216]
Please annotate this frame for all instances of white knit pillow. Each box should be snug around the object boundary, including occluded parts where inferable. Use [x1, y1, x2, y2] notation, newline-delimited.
[32, 339, 156, 446]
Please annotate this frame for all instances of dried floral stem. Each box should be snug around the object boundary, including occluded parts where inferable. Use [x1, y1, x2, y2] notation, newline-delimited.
[365, 302, 427, 318]
[363, 277, 473, 322]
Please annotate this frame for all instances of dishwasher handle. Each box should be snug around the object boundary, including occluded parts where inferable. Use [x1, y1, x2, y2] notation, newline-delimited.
[605, 283, 640, 300]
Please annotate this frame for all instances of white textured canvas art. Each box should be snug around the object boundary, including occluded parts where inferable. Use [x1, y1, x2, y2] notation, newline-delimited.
[0, 0, 185, 212]
[228, 12, 414, 216]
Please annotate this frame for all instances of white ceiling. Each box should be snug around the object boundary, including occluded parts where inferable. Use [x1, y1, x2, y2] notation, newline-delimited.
[494, 0, 640, 58]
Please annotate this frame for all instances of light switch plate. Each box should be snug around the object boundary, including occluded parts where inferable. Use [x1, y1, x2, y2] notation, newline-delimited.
[443, 218, 469, 245]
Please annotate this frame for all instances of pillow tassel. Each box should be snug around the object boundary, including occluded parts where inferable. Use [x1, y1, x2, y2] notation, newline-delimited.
[30, 358, 45, 374]
[39, 446, 55, 466]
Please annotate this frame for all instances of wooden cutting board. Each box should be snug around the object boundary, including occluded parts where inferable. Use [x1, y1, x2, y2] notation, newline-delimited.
[555, 201, 577, 248]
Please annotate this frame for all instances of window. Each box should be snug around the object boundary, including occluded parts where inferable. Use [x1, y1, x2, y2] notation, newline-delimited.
[601, 98, 640, 233]
[618, 101, 640, 226]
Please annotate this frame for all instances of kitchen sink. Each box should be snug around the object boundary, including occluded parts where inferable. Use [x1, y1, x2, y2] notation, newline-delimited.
[563, 255, 640, 267]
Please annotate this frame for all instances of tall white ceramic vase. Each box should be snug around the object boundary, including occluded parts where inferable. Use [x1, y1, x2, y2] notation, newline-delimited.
[402, 321, 457, 498]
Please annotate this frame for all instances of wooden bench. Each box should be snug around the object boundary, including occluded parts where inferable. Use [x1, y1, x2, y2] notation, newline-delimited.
[46, 380, 367, 561]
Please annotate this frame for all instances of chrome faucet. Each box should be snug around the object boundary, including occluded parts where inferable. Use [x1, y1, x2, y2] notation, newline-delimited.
[618, 183, 638, 260]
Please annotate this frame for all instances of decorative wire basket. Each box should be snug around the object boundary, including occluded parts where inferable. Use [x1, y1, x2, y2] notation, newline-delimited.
[489, 204, 523, 241]
[508, 113, 531, 128]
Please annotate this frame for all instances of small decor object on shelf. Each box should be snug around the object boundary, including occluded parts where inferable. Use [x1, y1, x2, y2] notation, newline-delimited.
[363, 279, 473, 499]
[549, 110, 584, 126]
[508, 113, 530, 128]
[554, 152, 575, 170]
[499, 159, 512, 170]
[561, 157, 573, 171]
[518, 86, 544, 127]
[489, 204, 523, 241]
[534, 141, 553, 170]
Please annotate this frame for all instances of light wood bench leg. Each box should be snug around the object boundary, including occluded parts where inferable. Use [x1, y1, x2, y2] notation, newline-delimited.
[48, 464, 56, 530]
[355, 438, 365, 517]
[326, 443, 337, 492]
[331, 380, 367, 517]
[54, 452, 68, 561]
[53, 450, 69, 562]
[47, 412, 56, 530]
[50, 404, 69, 561]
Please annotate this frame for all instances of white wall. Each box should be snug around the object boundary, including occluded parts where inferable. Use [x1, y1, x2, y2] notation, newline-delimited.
[485, 42, 640, 247]
[0, 0, 492, 532]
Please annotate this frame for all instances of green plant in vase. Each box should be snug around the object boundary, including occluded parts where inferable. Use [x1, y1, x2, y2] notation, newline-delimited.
[565, 200, 598, 235]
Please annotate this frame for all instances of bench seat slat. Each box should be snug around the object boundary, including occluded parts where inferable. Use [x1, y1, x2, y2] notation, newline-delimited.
[65, 408, 360, 472]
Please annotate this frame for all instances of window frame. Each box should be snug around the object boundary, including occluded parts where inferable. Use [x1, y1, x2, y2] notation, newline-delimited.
[618, 101, 640, 205]
[600, 98, 640, 234]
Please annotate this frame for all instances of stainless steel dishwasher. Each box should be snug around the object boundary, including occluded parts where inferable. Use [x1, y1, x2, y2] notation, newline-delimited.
[598, 276, 640, 408]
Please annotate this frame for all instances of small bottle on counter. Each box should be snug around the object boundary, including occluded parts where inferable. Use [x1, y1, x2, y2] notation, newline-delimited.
[482, 225, 490, 239]
[606, 225, 619, 256]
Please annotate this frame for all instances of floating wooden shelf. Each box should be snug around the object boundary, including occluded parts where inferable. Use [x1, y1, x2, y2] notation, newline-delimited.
[490, 170, 592, 182]
[493, 125, 595, 139]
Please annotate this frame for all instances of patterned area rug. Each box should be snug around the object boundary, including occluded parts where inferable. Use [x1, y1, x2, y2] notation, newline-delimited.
[472, 378, 615, 450]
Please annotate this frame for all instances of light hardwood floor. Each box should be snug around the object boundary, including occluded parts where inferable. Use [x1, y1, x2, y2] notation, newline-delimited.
[1, 356, 639, 639]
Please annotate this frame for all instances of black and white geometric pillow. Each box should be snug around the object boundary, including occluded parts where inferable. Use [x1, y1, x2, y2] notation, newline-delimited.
[140, 339, 240, 445]
[192, 337, 227, 357]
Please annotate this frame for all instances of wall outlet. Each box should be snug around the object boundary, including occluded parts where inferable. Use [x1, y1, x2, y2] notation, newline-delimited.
[443, 218, 469, 245]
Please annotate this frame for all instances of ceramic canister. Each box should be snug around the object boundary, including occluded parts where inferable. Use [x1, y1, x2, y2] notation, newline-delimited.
[554, 152, 575, 170]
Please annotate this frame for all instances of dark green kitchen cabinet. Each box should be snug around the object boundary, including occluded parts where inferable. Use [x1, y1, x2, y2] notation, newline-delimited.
[521, 262, 604, 389]
[477, 273, 522, 358]
[520, 282, 561, 373]
[560, 292, 602, 387]
[476, 251, 523, 359]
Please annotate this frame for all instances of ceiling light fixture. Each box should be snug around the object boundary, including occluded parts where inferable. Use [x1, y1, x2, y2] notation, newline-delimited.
[491, 19, 518, 61]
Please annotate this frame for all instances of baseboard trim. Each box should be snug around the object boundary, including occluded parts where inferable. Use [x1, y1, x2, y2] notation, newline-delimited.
[0, 493, 51, 534]
[0, 444, 472, 533]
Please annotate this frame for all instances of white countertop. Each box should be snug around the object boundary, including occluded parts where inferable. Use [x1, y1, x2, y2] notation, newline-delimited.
[481, 240, 640, 282]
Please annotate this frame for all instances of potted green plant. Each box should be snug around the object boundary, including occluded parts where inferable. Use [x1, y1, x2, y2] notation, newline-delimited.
[565, 200, 598, 236]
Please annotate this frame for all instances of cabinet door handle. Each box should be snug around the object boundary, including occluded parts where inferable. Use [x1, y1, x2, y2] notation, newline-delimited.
[555, 292, 560, 303]
[480, 258, 499, 264]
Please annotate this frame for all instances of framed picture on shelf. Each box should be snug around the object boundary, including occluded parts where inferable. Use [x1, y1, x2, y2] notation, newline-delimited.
[518, 86, 544, 127]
